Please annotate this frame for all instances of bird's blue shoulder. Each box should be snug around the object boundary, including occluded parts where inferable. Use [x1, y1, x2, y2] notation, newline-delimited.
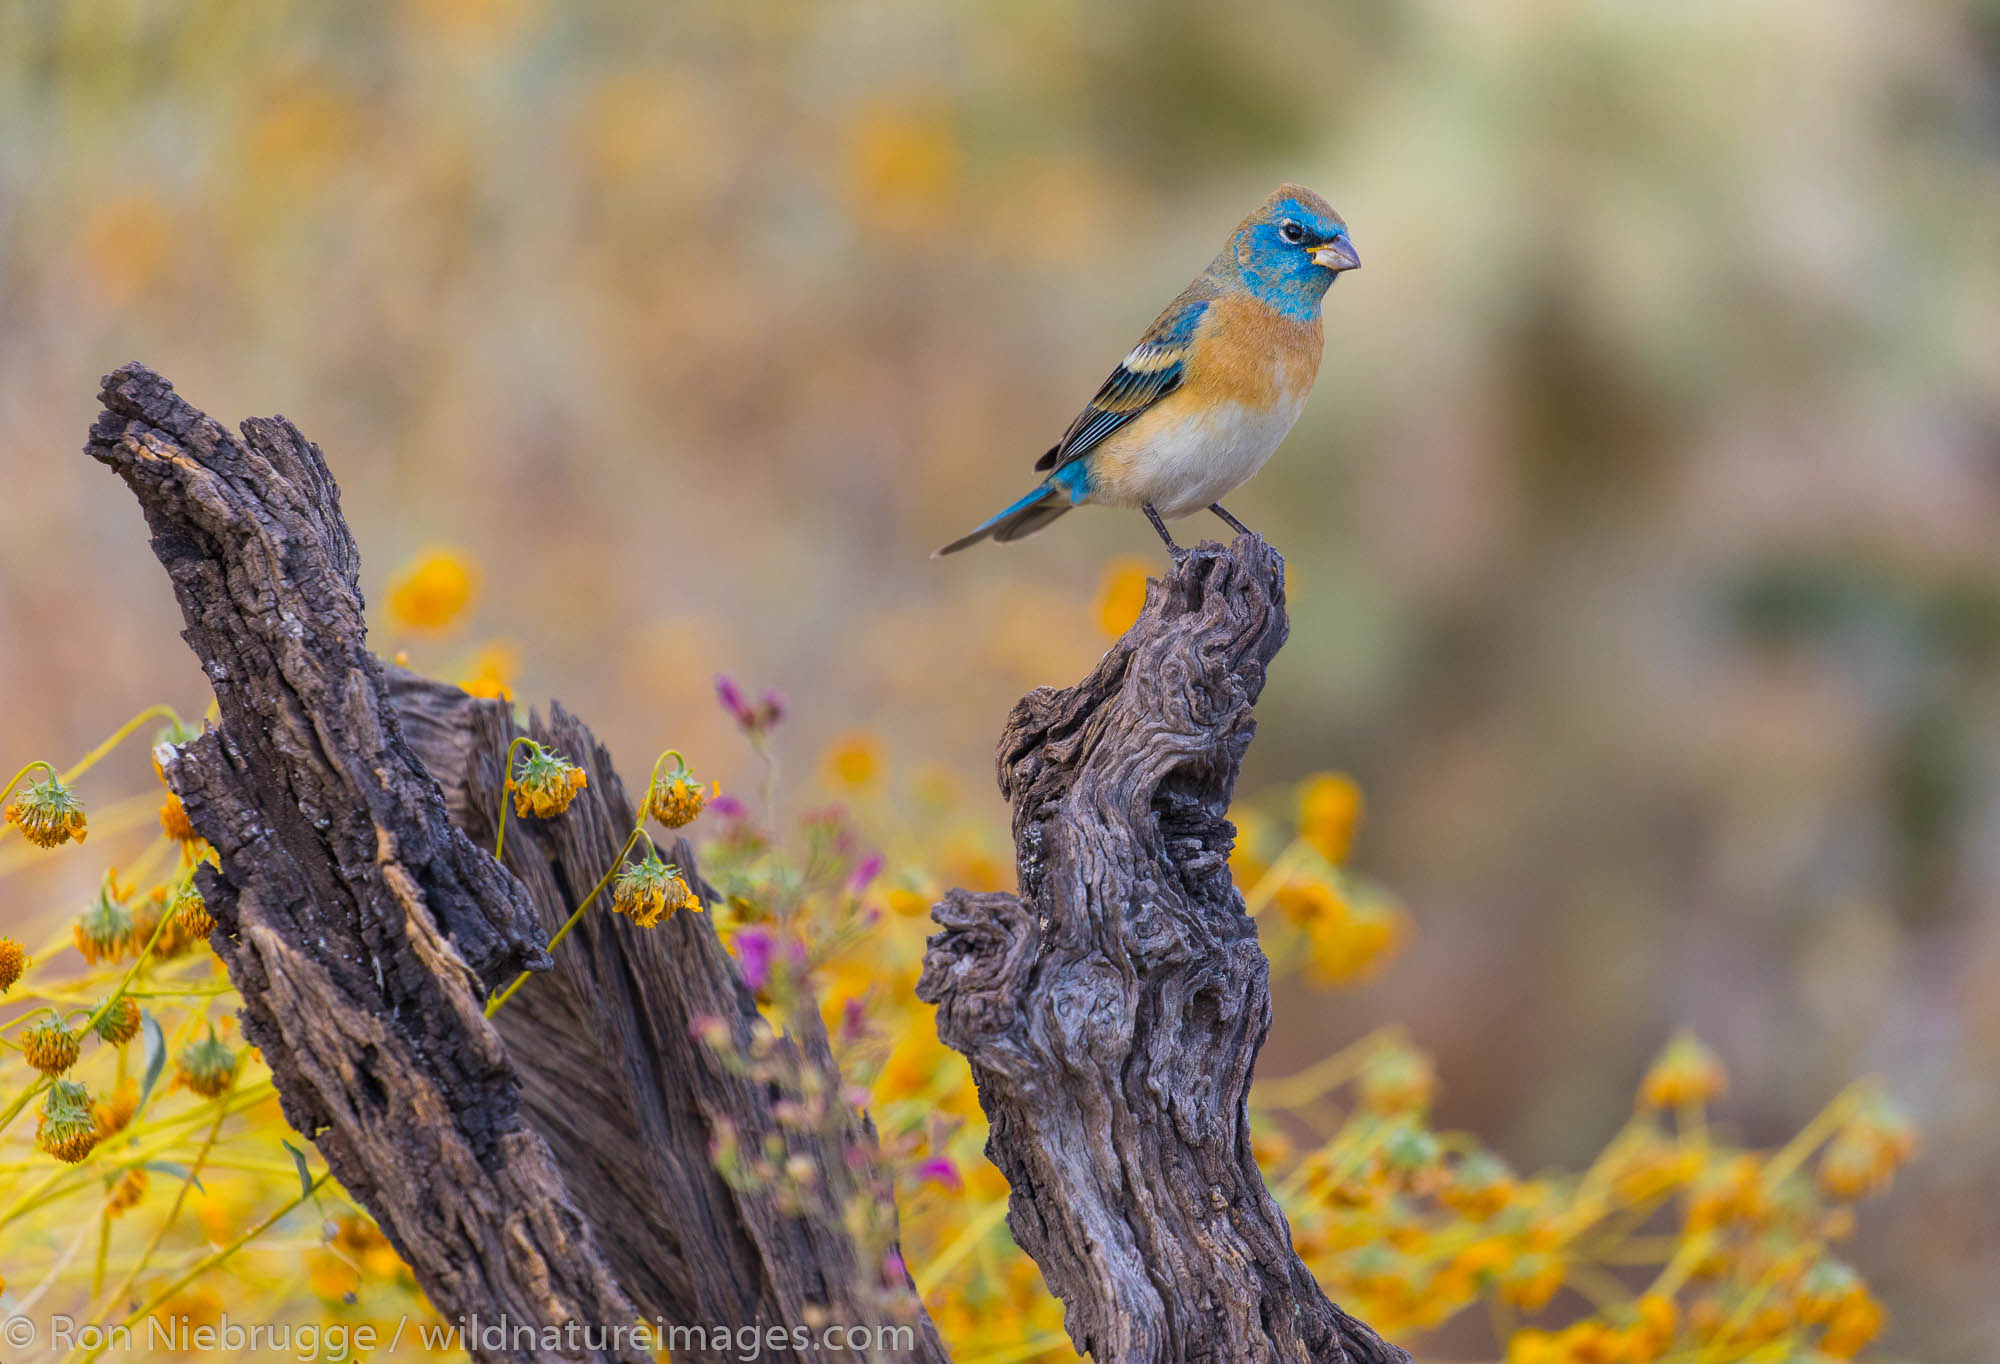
[1037, 283, 1215, 473]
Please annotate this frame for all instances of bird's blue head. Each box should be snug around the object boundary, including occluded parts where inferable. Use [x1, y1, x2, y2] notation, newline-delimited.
[1215, 184, 1358, 321]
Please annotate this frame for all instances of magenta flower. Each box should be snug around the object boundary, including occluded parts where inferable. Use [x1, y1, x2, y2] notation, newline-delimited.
[839, 995, 867, 1044]
[715, 674, 749, 724]
[847, 852, 884, 895]
[914, 1156, 962, 1191]
[734, 925, 775, 992]
[716, 674, 784, 735]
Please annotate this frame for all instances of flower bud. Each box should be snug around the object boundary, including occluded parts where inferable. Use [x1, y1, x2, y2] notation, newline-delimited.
[75, 881, 135, 966]
[22, 1014, 82, 1075]
[644, 759, 708, 829]
[177, 1028, 238, 1097]
[38, 1080, 98, 1163]
[5, 773, 87, 848]
[95, 996, 143, 1046]
[507, 744, 587, 818]
[611, 852, 699, 928]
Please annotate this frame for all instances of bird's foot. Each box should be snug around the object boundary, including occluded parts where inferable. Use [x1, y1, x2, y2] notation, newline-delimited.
[1142, 503, 1188, 559]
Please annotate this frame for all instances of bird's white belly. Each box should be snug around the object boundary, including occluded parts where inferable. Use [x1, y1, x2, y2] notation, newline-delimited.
[1114, 392, 1308, 518]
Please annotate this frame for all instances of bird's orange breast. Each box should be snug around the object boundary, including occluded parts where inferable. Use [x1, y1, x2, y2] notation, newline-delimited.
[1180, 292, 1324, 412]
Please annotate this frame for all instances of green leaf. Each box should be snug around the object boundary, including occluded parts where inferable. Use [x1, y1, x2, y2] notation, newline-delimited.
[139, 1013, 165, 1105]
[281, 1139, 314, 1201]
[143, 1160, 203, 1193]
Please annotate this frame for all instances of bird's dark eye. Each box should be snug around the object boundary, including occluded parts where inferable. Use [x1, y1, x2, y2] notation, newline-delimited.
[1279, 221, 1305, 243]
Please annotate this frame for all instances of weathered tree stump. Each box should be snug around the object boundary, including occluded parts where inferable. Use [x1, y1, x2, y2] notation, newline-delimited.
[87, 364, 645, 1364]
[85, 362, 1401, 1364]
[920, 542, 1408, 1364]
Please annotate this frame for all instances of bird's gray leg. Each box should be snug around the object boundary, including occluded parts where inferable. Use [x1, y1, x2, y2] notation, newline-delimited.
[1209, 503, 1254, 538]
[1142, 503, 1186, 556]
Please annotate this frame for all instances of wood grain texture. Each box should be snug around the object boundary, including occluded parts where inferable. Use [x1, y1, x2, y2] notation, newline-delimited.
[87, 362, 644, 1364]
[919, 537, 1408, 1364]
[387, 674, 947, 1364]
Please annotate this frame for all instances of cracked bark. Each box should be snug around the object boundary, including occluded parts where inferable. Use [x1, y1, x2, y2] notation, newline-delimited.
[919, 539, 1410, 1364]
[87, 363, 644, 1364]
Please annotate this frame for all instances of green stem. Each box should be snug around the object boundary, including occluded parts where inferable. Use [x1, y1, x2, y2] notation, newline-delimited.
[2, 702, 185, 850]
[0, 892, 185, 1140]
[483, 744, 683, 1019]
[493, 735, 538, 863]
[0, 759, 57, 811]
[75, 1170, 331, 1364]
[484, 825, 644, 1017]
[1760, 1081, 1868, 1190]
[61, 704, 185, 785]
[80, 1070, 238, 1345]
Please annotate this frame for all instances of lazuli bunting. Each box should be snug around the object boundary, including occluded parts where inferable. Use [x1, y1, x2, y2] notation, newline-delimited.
[936, 183, 1357, 557]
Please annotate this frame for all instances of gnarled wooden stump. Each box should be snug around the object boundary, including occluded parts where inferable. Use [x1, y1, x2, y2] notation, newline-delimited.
[85, 362, 1399, 1364]
[920, 541, 1407, 1364]
[88, 364, 645, 1364]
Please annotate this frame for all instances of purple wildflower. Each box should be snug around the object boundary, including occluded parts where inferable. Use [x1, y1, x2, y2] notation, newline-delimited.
[734, 926, 775, 992]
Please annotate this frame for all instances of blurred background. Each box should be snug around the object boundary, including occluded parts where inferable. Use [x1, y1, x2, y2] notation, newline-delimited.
[2, 0, 1996, 1358]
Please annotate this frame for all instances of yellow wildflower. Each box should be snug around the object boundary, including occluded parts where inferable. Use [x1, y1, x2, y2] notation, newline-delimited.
[1441, 1149, 1515, 1219]
[94, 996, 143, 1046]
[1359, 1039, 1437, 1115]
[508, 744, 587, 818]
[1499, 1252, 1564, 1311]
[1638, 1031, 1727, 1110]
[644, 757, 709, 828]
[176, 1028, 238, 1097]
[171, 881, 217, 949]
[107, 1167, 150, 1216]
[387, 548, 477, 631]
[1094, 556, 1152, 637]
[1297, 772, 1363, 864]
[332, 1213, 404, 1278]
[1818, 1096, 1916, 1200]
[75, 881, 135, 965]
[1628, 1293, 1678, 1359]
[1504, 1326, 1558, 1364]
[885, 887, 933, 918]
[1819, 1285, 1885, 1357]
[1306, 898, 1406, 984]
[1610, 1130, 1700, 1204]
[1798, 1259, 1859, 1319]
[1230, 808, 1273, 889]
[125, 886, 164, 957]
[1378, 1120, 1444, 1193]
[0, 935, 24, 992]
[1250, 1126, 1295, 1171]
[1274, 875, 1345, 928]
[22, 1015, 82, 1074]
[460, 638, 519, 700]
[611, 852, 700, 928]
[6, 772, 88, 848]
[1684, 1154, 1769, 1234]
[37, 1080, 98, 1163]
[93, 1078, 139, 1139]
[824, 732, 884, 790]
[159, 790, 200, 843]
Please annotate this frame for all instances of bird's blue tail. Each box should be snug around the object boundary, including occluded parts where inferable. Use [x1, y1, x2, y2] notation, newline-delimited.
[933, 480, 1073, 556]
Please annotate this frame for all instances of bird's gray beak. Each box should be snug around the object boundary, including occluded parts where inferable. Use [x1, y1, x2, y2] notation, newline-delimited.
[1312, 238, 1360, 273]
